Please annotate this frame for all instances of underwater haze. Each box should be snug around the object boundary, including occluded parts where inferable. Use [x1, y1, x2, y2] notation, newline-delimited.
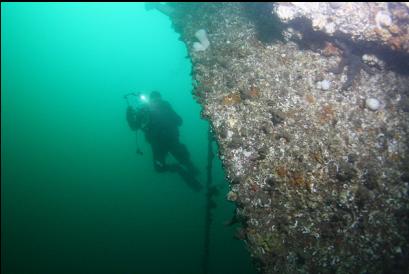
[1, 3, 256, 274]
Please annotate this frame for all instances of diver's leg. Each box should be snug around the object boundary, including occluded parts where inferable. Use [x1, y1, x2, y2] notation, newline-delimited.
[151, 143, 168, 173]
[169, 141, 199, 175]
[174, 166, 203, 192]
[166, 141, 202, 191]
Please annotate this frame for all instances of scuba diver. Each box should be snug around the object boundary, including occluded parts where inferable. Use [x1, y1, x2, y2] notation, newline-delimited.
[125, 91, 202, 191]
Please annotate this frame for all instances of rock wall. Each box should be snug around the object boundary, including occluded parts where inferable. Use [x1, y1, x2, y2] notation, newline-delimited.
[273, 2, 409, 53]
[167, 3, 409, 273]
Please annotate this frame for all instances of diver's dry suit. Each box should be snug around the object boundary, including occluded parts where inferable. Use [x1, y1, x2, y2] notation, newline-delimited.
[127, 92, 201, 191]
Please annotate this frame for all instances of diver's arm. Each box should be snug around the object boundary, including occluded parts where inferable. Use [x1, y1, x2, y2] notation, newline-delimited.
[126, 106, 138, 131]
[127, 106, 148, 131]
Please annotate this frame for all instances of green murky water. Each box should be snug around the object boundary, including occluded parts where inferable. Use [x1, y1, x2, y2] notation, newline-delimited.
[1, 3, 255, 274]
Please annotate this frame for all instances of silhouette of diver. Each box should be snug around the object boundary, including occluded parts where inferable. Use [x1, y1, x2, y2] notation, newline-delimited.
[126, 91, 202, 191]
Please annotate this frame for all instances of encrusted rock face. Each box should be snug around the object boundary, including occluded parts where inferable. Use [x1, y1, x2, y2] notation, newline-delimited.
[168, 3, 409, 273]
[274, 2, 409, 53]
